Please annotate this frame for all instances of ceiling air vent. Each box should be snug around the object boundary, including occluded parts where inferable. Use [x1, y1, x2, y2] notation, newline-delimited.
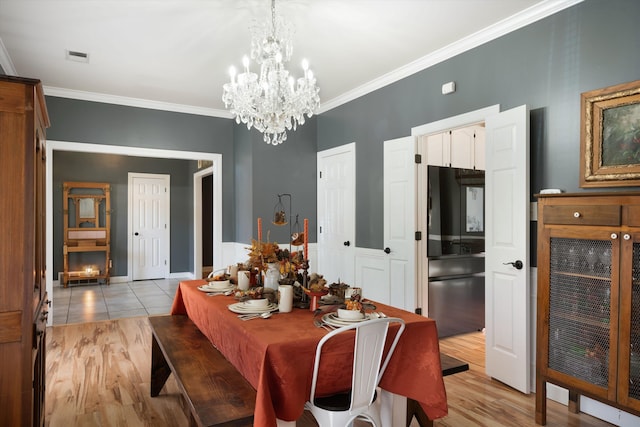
[65, 50, 90, 63]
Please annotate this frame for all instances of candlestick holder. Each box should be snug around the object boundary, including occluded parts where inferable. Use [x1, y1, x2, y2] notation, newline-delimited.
[295, 259, 310, 309]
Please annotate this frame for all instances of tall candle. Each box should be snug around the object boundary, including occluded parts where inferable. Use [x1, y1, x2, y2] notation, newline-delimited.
[303, 218, 308, 260]
[257, 217, 262, 242]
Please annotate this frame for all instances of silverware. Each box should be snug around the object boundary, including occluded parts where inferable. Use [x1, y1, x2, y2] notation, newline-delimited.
[238, 311, 276, 321]
[313, 319, 334, 331]
[207, 290, 235, 296]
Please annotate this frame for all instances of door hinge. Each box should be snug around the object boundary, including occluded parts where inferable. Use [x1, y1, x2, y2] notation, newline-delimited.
[164, 260, 167, 265]
[415, 154, 422, 164]
[319, 226, 322, 233]
[319, 171, 322, 179]
[415, 231, 422, 241]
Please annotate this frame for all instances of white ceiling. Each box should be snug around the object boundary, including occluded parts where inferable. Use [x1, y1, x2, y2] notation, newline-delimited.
[0, 0, 580, 117]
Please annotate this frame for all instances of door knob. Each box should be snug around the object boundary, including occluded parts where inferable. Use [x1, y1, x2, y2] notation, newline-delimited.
[134, 232, 139, 236]
[503, 260, 523, 270]
[343, 241, 350, 246]
[384, 247, 391, 254]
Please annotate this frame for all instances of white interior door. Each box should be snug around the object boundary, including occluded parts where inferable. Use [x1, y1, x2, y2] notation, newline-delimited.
[383, 136, 416, 311]
[485, 105, 530, 393]
[317, 143, 355, 284]
[129, 173, 170, 280]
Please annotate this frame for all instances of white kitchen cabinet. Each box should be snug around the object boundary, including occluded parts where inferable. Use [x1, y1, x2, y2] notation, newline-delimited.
[424, 131, 451, 167]
[425, 125, 485, 170]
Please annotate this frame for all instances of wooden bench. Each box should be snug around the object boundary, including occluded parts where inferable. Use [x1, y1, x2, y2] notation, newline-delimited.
[406, 353, 470, 427]
[149, 315, 256, 427]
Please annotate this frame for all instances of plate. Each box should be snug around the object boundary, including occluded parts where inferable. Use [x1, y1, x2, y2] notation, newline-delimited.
[228, 301, 278, 314]
[198, 283, 234, 293]
[322, 312, 371, 327]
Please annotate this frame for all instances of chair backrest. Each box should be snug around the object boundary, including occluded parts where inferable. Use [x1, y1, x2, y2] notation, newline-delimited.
[309, 317, 406, 412]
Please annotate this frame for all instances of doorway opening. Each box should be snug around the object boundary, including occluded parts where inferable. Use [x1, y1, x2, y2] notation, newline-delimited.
[45, 140, 222, 324]
[412, 105, 499, 315]
[194, 166, 214, 280]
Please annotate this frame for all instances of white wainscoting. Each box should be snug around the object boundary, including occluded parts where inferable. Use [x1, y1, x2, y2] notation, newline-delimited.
[354, 247, 391, 306]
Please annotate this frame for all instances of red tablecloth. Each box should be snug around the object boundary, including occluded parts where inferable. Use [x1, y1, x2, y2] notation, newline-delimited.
[170, 280, 447, 426]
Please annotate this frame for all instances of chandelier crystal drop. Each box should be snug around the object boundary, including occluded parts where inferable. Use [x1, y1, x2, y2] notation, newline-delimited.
[222, 0, 320, 145]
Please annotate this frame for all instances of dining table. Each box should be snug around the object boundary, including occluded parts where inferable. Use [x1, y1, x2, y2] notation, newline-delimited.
[169, 279, 448, 427]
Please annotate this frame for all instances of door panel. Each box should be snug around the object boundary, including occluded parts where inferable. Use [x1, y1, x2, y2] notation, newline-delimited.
[384, 136, 416, 311]
[485, 105, 530, 393]
[317, 144, 355, 284]
[130, 174, 170, 280]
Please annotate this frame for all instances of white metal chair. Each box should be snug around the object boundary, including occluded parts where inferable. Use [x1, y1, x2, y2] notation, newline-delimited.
[304, 317, 406, 427]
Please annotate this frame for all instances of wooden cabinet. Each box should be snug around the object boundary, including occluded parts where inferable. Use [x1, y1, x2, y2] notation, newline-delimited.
[424, 125, 485, 170]
[536, 192, 640, 424]
[0, 76, 50, 427]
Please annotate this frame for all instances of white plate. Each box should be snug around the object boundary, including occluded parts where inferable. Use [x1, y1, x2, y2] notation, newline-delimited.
[322, 313, 371, 327]
[228, 302, 278, 314]
[198, 284, 234, 293]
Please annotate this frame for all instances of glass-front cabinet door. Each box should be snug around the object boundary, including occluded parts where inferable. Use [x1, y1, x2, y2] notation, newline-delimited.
[544, 229, 619, 401]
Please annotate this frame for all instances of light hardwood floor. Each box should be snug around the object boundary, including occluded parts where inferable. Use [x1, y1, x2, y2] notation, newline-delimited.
[45, 317, 613, 427]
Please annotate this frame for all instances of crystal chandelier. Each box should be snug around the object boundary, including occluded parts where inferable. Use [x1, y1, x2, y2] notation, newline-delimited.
[222, 0, 320, 145]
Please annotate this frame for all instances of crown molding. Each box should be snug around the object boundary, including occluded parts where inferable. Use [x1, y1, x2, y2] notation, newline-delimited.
[318, 0, 584, 114]
[43, 86, 233, 118]
[11, 0, 581, 117]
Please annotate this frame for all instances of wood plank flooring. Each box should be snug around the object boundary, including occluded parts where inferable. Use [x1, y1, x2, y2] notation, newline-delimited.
[45, 317, 613, 427]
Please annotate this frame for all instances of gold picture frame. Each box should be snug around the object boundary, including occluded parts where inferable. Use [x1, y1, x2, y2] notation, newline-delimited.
[580, 79, 640, 187]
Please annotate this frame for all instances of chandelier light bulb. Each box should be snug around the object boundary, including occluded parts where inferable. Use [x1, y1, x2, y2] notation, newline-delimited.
[221, 0, 320, 145]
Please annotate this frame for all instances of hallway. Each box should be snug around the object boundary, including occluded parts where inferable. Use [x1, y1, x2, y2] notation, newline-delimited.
[50, 278, 186, 325]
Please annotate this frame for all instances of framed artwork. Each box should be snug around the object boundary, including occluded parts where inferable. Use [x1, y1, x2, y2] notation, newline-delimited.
[580, 79, 640, 187]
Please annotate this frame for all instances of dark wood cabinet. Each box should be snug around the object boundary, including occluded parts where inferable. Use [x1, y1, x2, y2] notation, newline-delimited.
[0, 75, 50, 427]
[536, 192, 640, 424]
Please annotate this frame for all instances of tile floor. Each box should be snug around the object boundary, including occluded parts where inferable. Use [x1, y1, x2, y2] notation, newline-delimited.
[51, 277, 187, 325]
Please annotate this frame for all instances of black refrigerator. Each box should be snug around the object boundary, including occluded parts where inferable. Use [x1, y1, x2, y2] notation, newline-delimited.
[427, 166, 485, 338]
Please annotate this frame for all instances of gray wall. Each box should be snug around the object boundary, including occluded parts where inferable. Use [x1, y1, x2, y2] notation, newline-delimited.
[317, 0, 640, 249]
[233, 118, 317, 249]
[46, 95, 318, 274]
[53, 151, 195, 276]
[42, 0, 640, 273]
[45, 96, 237, 242]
